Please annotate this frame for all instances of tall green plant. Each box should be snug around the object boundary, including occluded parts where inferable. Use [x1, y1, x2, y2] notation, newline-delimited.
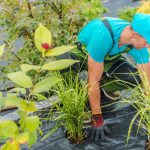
[117, 70, 150, 146]
[0, 24, 80, 149]
[42, 73, 90, 143]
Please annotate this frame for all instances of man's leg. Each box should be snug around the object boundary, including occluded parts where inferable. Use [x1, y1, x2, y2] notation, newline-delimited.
[100, 58, 141, 114]
[101, 59, 141, 98]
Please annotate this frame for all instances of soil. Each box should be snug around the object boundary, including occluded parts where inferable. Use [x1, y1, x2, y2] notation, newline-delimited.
[145, 140, 150, 150]
[65, 130, 87, 144]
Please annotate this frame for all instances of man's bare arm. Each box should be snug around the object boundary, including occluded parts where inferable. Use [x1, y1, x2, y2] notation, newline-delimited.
[88, 55, 104, 114]
[137, 62, 150, 93]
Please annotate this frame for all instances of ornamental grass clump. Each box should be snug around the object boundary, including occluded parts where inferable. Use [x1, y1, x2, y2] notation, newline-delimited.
[118, 69, 150, 150]
[42, 73, 90, 143]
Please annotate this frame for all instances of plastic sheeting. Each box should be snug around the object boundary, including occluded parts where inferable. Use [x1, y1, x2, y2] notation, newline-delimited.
[20, 95, 146, 150]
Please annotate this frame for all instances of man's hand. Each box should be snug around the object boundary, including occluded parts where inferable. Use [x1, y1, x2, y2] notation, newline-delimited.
[85, 114, 110, 141]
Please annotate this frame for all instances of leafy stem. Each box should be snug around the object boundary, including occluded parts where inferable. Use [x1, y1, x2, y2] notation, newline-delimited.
[48, 2, 63, 20]
[26, 1, 34, 18]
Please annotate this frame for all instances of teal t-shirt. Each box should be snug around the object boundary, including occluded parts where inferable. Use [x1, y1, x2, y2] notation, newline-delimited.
[78, 17, 129, 62]
[78, 17, 150, 64]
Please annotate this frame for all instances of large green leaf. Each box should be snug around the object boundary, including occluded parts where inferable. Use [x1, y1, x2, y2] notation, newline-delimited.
[1, 140, 20, 150]
[31, 93, 47, 101]
[18, 110, 28, 131]
[20, 64, 41, 72]
[8, 88, 26, 95]
[0, 120, 19, 138]
[34, 24, 52, 52]
[28, 131, 37, 148]
[19, 101, 37, 112]
[41, 59, 80, 71]
[4, 95, 22, 107]
[25, 116, 40, 133]
[7, 71, 32, 88]
[0, 97, 6, 107]
[0, 44, 5, 58]
[45, 45, 75, 57]
[0, 94, 21, 109]
[15, 132, 29, 144]
[32, 77, 61, 94]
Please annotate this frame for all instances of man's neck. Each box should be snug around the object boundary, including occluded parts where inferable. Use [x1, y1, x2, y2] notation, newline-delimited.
[118, 25, 132, 47]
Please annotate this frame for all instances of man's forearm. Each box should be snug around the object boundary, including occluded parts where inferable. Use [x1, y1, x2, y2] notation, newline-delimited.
[87, 56, 104, 115]
[137, 62, 150, 95]
[137, 62, 150, 86]
[88, 81, 102, 114]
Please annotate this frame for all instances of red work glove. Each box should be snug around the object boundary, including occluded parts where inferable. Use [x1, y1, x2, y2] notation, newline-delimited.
[85, 113, 110, 141]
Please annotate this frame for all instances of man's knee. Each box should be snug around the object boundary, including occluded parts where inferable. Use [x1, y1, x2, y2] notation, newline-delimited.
[107, 59, 141, 85]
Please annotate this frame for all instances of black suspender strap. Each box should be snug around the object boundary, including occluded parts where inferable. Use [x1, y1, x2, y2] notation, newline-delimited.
[75, 42, 83, 51]
[75, 41, 87, 54]
[127, 44, 133, 49]
[101, 18, 115, 55]
[102, 19, 115, 46]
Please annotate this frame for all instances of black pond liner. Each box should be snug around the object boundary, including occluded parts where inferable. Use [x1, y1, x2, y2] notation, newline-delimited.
[19, 94, 147, 150]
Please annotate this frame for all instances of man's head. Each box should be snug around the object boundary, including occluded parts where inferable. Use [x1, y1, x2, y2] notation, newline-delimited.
[130, 13, 150, 49]
[129, 29, 149, 49]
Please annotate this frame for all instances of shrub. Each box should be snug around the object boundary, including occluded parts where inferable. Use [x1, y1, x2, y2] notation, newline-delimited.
[118, 1, 150, 22]
[136, 1, 150, 14]
[118, 7, 138, 22]
[0, 24, 79, 149]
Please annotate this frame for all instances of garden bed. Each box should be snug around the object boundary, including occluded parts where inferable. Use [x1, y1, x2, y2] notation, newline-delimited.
[0, 0, 149, 150]
[20, 96, 146, 150]
[0, 92, 147, 150]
